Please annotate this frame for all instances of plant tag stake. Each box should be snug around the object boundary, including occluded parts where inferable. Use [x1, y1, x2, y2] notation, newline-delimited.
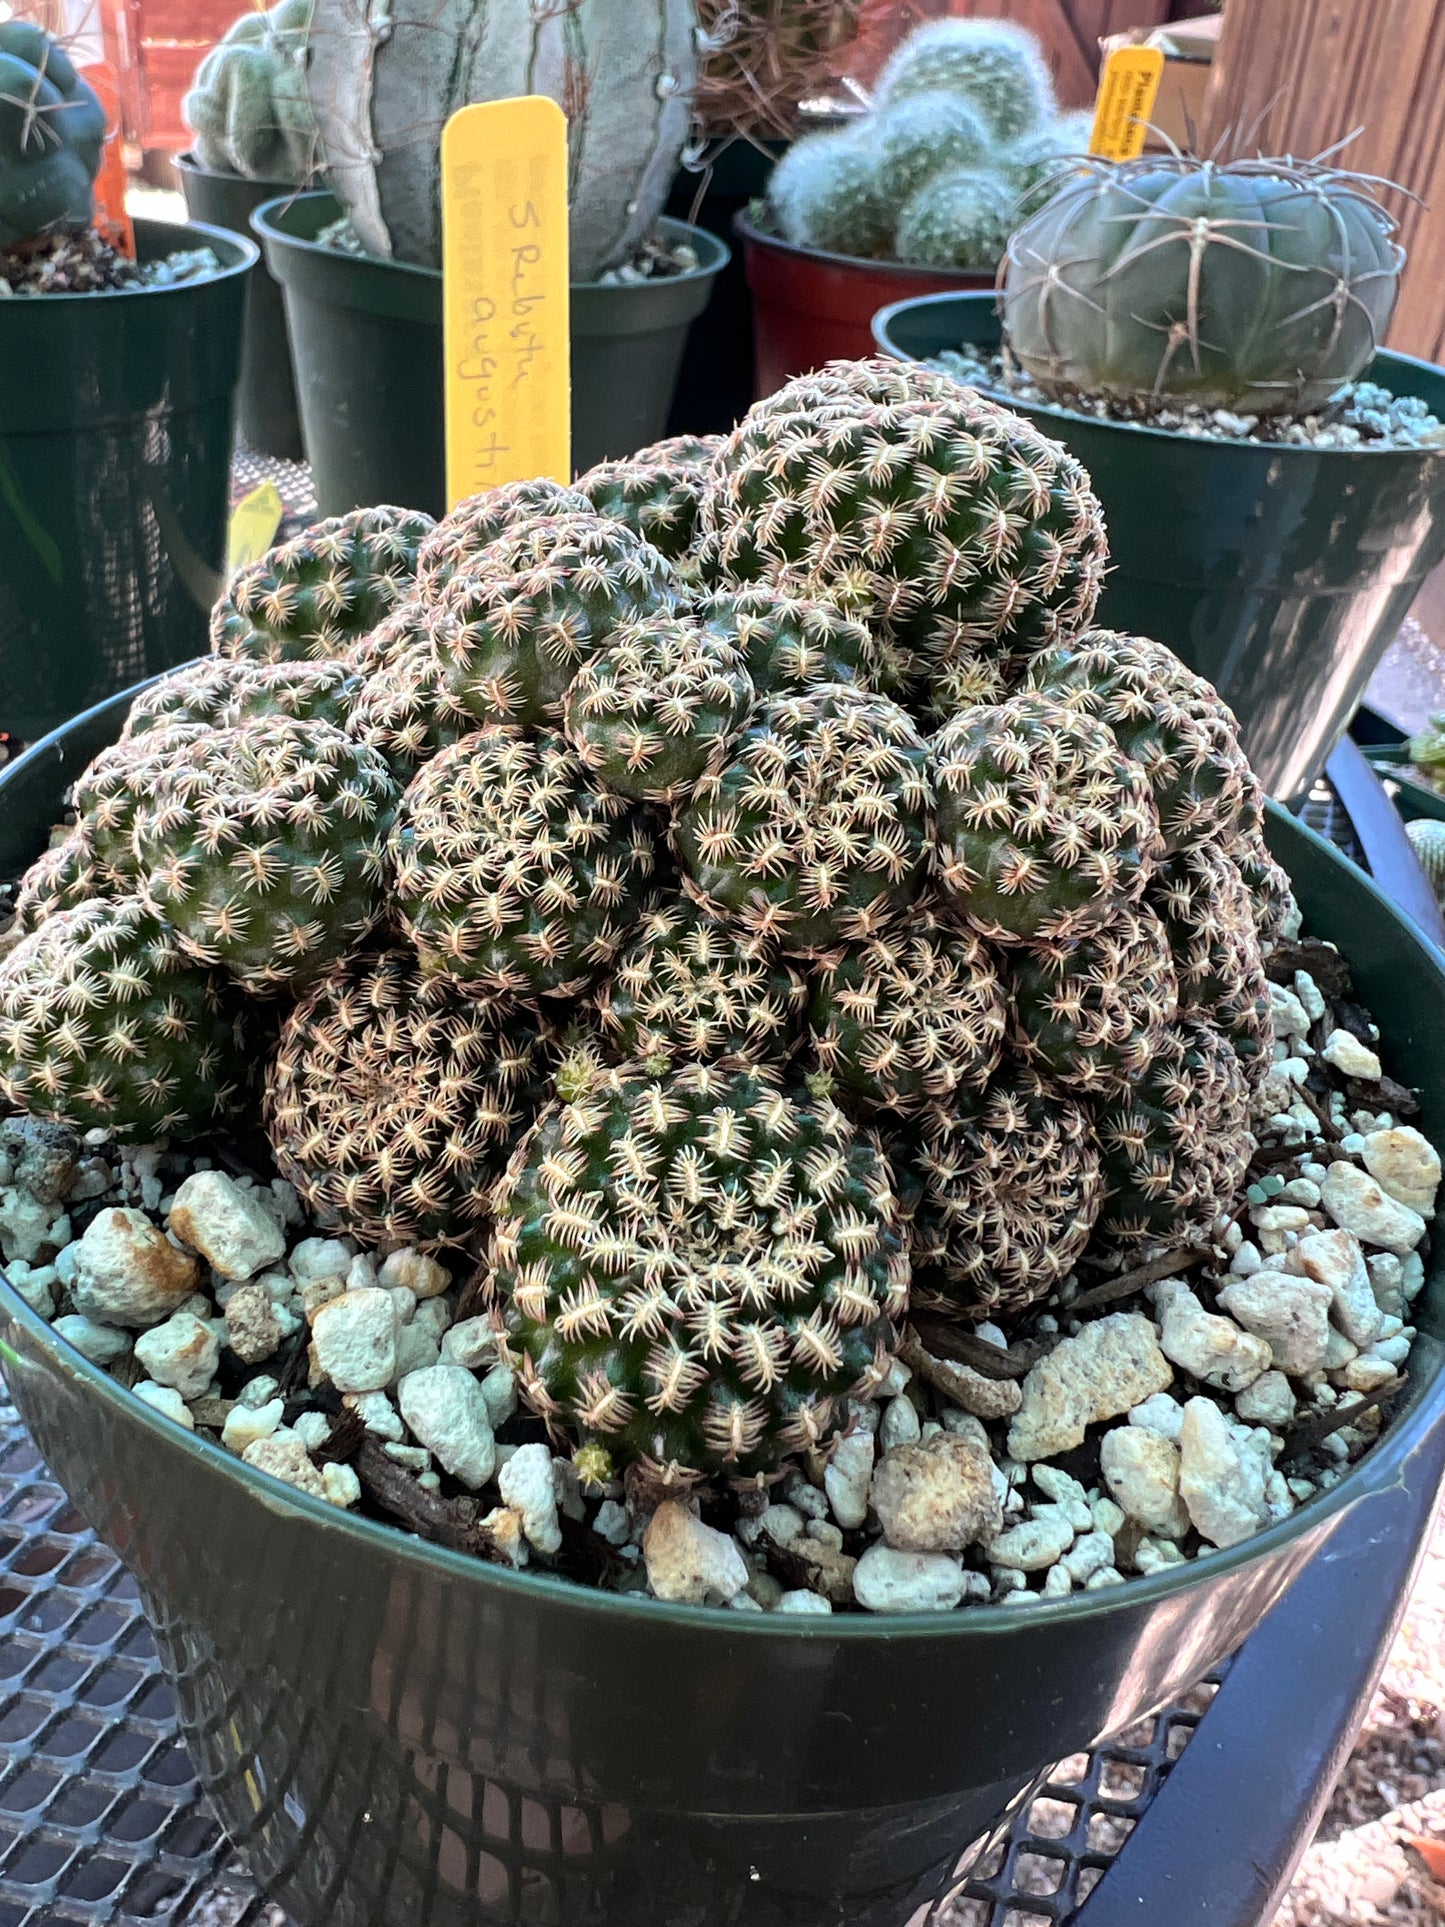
[1089, 46, 1165, 161]
[227, 481, 285, 574]
[442, 97, 571, 510]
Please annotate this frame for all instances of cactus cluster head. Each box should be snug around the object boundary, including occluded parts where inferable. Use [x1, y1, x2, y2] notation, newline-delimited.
[765, 16, 1081, 267]
[267, 948, 549, 1247]
[183, 0, 317, 184]
[0, 21, 106, 254]
[1002, 153, 1405, 416]
[213, 506, 435, 662]
[492, 1056, 908, 1475]
[574, 454, 714, 561]
[2, 356, 1292, 1486]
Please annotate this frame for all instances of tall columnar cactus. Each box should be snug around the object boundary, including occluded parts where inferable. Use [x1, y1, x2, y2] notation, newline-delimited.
[0, 21, 106, 253]
[304, 0, 700, 276]
[183, 1, 318, 183]
[1002, 154, 1405, 416]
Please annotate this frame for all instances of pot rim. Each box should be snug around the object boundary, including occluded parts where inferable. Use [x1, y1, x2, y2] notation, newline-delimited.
[734, 204, 998, 283]
[0, 215, 258, 304]
[4, 785, 1442, 1639]
[872, 287, 1445, 460]
[173, 151, 305, 194]
[252, 189, 730, 291]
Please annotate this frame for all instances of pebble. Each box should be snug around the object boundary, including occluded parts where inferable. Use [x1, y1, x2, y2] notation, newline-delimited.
[134, 1381, 195, 1429]
[1321, 1029, 1382, 1081]
[392, 1318, 442, 1380]
[439, 1315, 498, 1370]
[168, 1171, 286, 1281]
[1366, 1252, 1406, 1318]
[1294, 972, 1327, 1023]
[347, 1389, 403, 1440]
[1290, 1228, 1385, 1347]
[51, 1313, 130, 1364]
[0, 1189, 68, 1264]
[378, 1248, 450, 1298]
[1359, 1126, 1441, 1215]
[919, 1350, 1022, 1418]
[242, 1433, 327, 1501]
[1269, 984, 1310, 1039]
[221, 1398, 285, 1453]
[824, 1426, 875, 1529]
[869, 1433, 1001, 1553]
[497, 1449, 566, 1549]
[133, 1311, 220, 1400]
[288, 1237, 353, 1284]
[5, 1259, 56, 1317]
[1007, 1313, 1172, 1461]
[593, 1499, 631, 1545]
[1217, 1272, 1333, 1375]
[478, 1361, 517, 1427]
[72, 1208, 199, 1327]
[1342, 1355, 1401, 1394]
[291, 1411, 332, 1451]
[1178, 1398, 1269, 1547]
[223, 1283, 285, 1364]
[777, 1590, 833, 1615]
[1153, 1280, 1271, 1391]
[1128, 1392, 1185, 1440]
[1100, 1426, 1190, 1537]
[852, 1544, 967, 1612]
[397, 1364, 497, 1489]
[644, 1501, 749, 1605]
[1319, 1164, 1427, 1255]
[322, 1462, 360, 1508]
[1134, 1536, 1187, 1575]
[311, 1288, 398, 1394]
[1234, 1370, 1297, 1428]
[1062, 1531, 1116, 1584]
[879, 1394, 922, 1451]
[987, 1507, 1075, 1571]
[1091, 1495, 1126, 1537]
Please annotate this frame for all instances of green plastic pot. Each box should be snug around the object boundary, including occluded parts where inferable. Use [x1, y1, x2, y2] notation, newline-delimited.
[2, 698, 1443, 1925]
[253, 192, 730, 518]
[0, 218, 253, 743]
[176, 154, 305, 461]
[873, 291, 1445, 806]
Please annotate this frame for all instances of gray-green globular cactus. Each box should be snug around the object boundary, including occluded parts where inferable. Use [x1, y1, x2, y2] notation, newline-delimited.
[1002, 153, 1405, 416]
[0, 21, 106, 253]
[766, 124, 891, 258]
[875, 18, 1056, 143]
[184, 0, 318, 184]
[303, 0, 698, 277]
[895, 164, 1012, 269]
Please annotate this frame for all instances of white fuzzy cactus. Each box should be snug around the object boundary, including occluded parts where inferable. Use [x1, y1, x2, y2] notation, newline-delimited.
[304, 0, 699, 278]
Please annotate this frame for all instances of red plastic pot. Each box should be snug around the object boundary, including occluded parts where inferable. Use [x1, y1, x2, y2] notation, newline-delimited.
[736, 207, 994, 398]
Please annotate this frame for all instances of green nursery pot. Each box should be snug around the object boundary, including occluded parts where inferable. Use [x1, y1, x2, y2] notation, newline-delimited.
[2, 696, 1443, 1927]
[253, 191, 729, 518]
[873, 290, 1445, 806]
[176, 154, 305, 461]
[0, 219, 253, 742]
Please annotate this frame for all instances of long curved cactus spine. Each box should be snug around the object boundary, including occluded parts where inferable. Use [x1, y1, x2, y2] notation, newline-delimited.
[304, 0, 699, 277]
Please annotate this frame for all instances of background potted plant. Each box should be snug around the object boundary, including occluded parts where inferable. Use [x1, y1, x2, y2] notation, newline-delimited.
[873, 147, 1445, 804]
[251, 0, 729, 516]
[740, 14, 1091, 395]
[174, 0, 319, 462]
[0, 19, 254, 742]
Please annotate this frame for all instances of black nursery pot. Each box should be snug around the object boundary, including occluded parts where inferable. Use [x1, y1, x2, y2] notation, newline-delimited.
[0, 219, 253, 743]
[873, 290, 1445, 807]
[2, 694, 1444, 1927]
[176, 154, 305, 460]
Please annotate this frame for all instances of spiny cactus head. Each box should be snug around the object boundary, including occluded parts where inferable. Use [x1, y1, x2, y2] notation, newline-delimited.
[491, 1059, 908, 1476]
[895, 165, 1013, 269]
[767, 125, 892, 259]
[0, 21, 106, 252]
[0, 896, 253, 1140]
[1002, 153, 1405, 414]
[875, 18, 1056, 143]
[183, 0, 317, 183]
[415, 479, 592, 598]
[574, 456, 709, 560]
[1408, 818, 1445, 901]
[874, 90, 990, 203]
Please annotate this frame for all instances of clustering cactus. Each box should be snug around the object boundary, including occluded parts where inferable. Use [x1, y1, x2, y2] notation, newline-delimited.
[1, 353, 1298, 1486]
[303, 0, 700, 276]
[183, 0, 318, 183]
[0, 21, 106, 254]
[765, 15, 1085, 268]
[1002, 153, 1405, 415]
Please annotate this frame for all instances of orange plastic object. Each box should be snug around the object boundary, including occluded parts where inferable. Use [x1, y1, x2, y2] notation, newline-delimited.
[82, 62, 136, 258]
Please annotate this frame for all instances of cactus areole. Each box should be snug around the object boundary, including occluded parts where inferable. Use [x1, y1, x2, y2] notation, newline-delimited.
[303, 0, 699, 278]
[0, 21, 106, 253]
[1001, 154, 1405, 417]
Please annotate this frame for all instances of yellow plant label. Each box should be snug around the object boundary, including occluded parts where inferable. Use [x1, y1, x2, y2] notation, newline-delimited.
[226, 481, 285, 575]
[1089, 46, 1166, 161]
[442, 97, 572, 510]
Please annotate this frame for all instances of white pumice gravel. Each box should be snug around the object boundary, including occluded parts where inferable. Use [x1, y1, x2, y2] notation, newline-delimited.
[0, 928, 1434, 1610]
